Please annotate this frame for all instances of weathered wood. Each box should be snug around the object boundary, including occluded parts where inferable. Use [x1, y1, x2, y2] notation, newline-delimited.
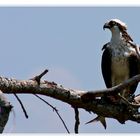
[0, 74, 140, 129]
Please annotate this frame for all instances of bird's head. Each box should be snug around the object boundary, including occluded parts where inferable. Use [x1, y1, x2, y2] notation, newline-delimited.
[103, 19, 127, 33]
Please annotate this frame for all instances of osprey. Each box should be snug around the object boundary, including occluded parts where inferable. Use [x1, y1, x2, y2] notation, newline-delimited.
[102, 19, 140, 103]
[86, 19, 140, 129]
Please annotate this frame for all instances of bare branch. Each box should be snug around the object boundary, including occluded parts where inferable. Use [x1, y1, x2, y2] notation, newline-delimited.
[34, 94, 70, 134]
[13, 93, 28, 119]
[0, 73, 140, 125]
[31, 69, 48, 85]
[118, 94, 140, 108]
[81, 74, 140, 100]
[73, 107, 80, 134]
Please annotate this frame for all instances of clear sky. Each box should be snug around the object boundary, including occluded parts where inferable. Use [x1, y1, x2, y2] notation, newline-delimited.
[1, 7, 140, 133]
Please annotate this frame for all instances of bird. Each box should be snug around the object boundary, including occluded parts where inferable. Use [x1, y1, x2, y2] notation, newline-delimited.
[86, 19, 140, 129]
[102, 19, 140, 103]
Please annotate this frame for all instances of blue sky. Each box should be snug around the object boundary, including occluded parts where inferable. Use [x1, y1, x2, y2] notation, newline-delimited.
[1, 7, 140, 133]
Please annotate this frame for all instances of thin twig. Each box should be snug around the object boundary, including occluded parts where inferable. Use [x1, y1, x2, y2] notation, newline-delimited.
[13, 93, 28, 119]
[34, 94, 70, 133]
[74, 107, 80, 134]
[31, 69, 70, 133]
[118, 94, 140, 108]
[31, 69, 48, 85]
[118, 93, 131, 105]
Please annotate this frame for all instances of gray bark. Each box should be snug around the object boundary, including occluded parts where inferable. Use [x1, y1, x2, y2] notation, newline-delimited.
[0, 74, 140, 131]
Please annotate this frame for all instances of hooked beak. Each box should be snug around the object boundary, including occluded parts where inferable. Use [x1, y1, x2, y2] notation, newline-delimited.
[103, 22, 110, 30]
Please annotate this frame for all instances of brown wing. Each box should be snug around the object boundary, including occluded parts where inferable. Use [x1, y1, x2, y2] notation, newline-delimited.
[101, 44, 112, 88]
[129, 53, 140, 94]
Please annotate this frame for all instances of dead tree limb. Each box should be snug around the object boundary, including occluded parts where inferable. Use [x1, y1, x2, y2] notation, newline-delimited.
[13, 93, 28, 119]
[73, 107, 80, 134]
[1, 73, 140, 131]
[34, 94, 70, 133]
[81, 74, 140, 99]
[31, 69, 48, 85]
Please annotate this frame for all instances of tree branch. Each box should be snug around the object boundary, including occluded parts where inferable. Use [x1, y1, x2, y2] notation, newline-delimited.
[81, 74, 140, 99]
[31, 69, 48, 85]
[0, 73, 140, 127]
[13, 93, 28, 119]
[73, 107, 80, 134]
[34, 94, 70, 133]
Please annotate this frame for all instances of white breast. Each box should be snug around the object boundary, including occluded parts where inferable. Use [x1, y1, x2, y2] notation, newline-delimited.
[111, 56, 129, 86]
[110, 41, 136, 86]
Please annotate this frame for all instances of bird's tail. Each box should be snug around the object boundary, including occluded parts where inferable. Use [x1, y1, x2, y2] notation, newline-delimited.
[85, 116, 107, 129]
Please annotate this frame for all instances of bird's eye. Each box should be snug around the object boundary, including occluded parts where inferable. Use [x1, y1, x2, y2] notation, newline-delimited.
[109, 21, 116, 27]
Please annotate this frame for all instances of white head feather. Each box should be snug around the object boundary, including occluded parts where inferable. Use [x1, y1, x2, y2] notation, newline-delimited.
[110, 19, 127, 28]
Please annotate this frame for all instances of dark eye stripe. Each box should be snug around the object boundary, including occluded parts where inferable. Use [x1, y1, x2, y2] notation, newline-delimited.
[109, 21, 116, 27]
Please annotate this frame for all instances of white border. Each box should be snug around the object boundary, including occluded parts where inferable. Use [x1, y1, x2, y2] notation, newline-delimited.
[0, 0, 139, 6]
[0, 0, 140, 138]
